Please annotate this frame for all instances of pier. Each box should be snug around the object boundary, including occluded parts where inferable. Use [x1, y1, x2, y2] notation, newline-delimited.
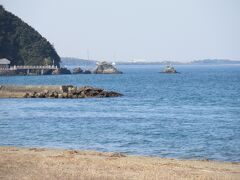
[0, 65, 58, 75]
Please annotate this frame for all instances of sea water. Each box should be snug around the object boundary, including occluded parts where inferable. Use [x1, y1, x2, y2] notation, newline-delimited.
[0, 65, 239, 162]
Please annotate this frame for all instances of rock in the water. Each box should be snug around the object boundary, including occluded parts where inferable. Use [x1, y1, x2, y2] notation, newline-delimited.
[41, 69, 53, 75]
[58, 93, 63, 98]
[23, 92, 29, 98]
[93, 61, 122, 74]
[83, 70, 92, 74]
[61, 85, 73, 93]
[72, 67, 83, 74]
[161, 65, 178, 73]
[52, 68, 71, 75]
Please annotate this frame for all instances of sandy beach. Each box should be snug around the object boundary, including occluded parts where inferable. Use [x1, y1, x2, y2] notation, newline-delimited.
[0, 146, 239, 180]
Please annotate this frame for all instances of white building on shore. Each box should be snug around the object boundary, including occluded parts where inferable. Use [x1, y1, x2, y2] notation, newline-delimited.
[0, 58, 11, 69]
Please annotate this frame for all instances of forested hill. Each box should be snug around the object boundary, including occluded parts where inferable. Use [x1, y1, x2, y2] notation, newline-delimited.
[61, 57, 97, 67]
[0, 5, 60, 66]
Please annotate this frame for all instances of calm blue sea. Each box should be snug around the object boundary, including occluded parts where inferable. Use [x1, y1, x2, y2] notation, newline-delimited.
[0, 65, 240, 162]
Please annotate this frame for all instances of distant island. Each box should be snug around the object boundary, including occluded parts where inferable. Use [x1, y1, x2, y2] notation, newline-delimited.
[117, 59, 240, 65]
[61, 57, 240, 66]
[190, 59, 240, 65]
[0, 5, 60, 67]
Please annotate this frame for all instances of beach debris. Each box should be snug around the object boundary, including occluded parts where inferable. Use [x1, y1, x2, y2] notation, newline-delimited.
[110, 152, 127, 158]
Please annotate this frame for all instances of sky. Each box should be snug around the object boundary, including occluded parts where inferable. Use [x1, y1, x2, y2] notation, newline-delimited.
[0, 0, 240, 62]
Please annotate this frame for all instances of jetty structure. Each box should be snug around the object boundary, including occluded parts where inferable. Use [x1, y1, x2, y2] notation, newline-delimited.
[2, 65, 57, 73]
[0, 64, 58, 75]
[0, 58, 123, 75]
[0, 58, 72, 75]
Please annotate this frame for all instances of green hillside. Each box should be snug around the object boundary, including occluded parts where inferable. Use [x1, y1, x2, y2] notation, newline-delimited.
[0, 5, 60, 67]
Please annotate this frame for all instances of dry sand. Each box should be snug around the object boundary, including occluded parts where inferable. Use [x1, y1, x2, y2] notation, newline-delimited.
[0, 146, 239, 180]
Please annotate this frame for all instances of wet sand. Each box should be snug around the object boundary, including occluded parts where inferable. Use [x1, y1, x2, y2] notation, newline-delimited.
[0, 146, 239, 179]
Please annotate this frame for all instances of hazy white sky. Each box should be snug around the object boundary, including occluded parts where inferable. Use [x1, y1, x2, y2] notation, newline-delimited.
[1, 0, 240, 62]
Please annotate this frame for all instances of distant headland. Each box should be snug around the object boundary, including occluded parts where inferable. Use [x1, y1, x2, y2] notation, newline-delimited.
[115, 59, 240, 65]
[0, 5, 60, 67]
[61, 57, 240, 66]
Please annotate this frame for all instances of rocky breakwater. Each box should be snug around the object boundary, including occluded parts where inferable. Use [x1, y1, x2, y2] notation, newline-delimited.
[93, 61, 122, 74]
[0, 85, 122, 98]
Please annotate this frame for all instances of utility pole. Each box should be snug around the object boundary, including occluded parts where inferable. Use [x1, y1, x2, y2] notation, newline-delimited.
[87, 50, 90, 61]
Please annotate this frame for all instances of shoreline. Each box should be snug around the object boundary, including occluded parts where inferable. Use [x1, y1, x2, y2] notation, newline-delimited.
[0, 146, 239, 179]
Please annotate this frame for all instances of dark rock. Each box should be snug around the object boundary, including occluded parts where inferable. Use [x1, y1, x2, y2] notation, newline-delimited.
[77, 94, 84, 98]
[61, 85, 73, 93]
[41, 69, 53, 75]
[72, 95, 77, 98]
[23, 92, 29, 98]
[96, 90, 122, 98]
[79, 91, 86, 98]
[43, 90, 49, 94]
[72, 67, 83, 74]
[67, 93, 73, 98]
[52, 68, 71, 75]
[45, 92, 50, 98]
[29, 92, 37, 98]
[83, 70, 92, 74]
[68, 86, 77, 94]
[107, 91, 123, 97]
[49, 92, 55, 98]
[62, 92, 68, 98]
[53, 91, 58, 98]
[77, 86, 92, 92]
[38, 92, 45, 98]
